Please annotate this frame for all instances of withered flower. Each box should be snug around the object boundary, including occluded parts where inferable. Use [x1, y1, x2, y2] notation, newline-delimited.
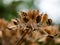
[1, 10, 59, 45]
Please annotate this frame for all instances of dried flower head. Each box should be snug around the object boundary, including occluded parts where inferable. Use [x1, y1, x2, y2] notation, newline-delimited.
[1, 10, 59, 45]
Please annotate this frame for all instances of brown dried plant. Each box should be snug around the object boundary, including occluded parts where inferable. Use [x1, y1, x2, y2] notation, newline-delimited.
[0, 10, 60, 45]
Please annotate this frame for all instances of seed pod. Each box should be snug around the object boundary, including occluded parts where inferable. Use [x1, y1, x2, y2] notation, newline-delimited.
[26, 25, 32, 29]
[44, 26, 53, 35]
[21, 11, 27, 16]
[27, 10, 32, 18]
[45, 29, 52, 34]
[48, 19, 52, 25]
[32, 10, 36, 19]
[35, 10, 39, 16]
[36, 15, 41, 23]
[12, 19, 18, 25]
[23, 17, 29, 23]
[42, 13, 48, 26]
[18, 11, 27, 21]
[42, 13, 48, 23]
[32, 10, 39, 19]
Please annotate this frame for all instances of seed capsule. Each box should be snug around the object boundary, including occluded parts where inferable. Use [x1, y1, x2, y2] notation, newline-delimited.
[42, 13, 48, 26]
[27, 10, 32, 18]
[36, 15, 41, 23]
[21, 11, 27, 16]
[12, 19, 18, 25]
[48, 19, 52, 25]
[23, 17, 29, 23]
[42, 13, 48, 23]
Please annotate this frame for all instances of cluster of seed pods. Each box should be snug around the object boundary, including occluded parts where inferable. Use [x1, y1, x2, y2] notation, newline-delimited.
[0, 10, 59, 45]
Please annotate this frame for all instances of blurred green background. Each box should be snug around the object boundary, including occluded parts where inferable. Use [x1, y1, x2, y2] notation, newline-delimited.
[0, 0, 37, 21]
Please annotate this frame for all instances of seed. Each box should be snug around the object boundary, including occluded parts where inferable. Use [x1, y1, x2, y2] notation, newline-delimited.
[36, 15, 41, 23]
